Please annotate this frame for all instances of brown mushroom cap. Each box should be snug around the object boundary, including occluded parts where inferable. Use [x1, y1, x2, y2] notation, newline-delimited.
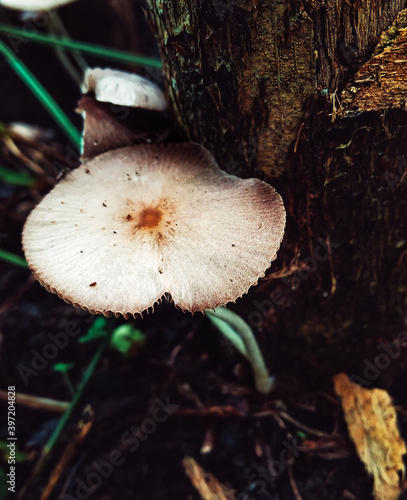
[77, 96, 170, 160]
[22, 143, 286, 318]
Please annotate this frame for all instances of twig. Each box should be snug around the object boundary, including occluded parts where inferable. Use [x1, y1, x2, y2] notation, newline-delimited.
[183, 456, 236, 500]
[288, 462, 303, 500]
[40, 406, 93, 500]
[200, 426, 215, 454]
[0, 390, 68, 413]
[277, 411, 331, 438]
[251, 409, 330, 437]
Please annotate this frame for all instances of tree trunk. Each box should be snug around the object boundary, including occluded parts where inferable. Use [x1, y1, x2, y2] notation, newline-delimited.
[145, 0, 407, 378]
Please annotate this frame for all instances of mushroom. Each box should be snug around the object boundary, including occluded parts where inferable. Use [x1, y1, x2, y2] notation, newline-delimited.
[0, 0, 77, 10]
[82, 68, 167, 112]
[22, 142, 286, 319]
[79, 69, 169, 160]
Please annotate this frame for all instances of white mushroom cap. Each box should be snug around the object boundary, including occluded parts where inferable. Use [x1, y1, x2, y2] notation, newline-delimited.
[0, 0, 77, 10]
[22, 143, 286, 318]
[82, 68, 167, 112]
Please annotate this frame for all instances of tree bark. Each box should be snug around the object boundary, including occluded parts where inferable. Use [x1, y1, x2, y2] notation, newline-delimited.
[145, 0, 407, 376]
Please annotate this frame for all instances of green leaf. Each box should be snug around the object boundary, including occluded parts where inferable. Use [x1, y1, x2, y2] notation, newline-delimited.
[78, 316, 108, 344]
[295, 431, 308, 440]
[0, 249, 28, 268]
[53, 362, 74, 373]
[336, 139, 352, 149]
[0, 165, 35, 187]
[110, 324, 146, 357]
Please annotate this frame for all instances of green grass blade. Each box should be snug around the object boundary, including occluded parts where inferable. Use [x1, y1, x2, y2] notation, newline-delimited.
[0, 165, 35, 186]
[0, 24, 162, 68]
[0, 39, 81, 148]
[0, 249, 28, 268]
[43, 334, 109, 454]
[16, 320, 114, 500]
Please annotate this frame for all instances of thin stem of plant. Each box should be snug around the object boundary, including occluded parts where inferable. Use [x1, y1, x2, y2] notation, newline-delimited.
[16, 322, 113, 500]
[205, 311, 247, 358]
[47, 12, 85, 86]
[0, 39, 81, 148]
[205, 307, 274, 394]
[50, 12, 88, 73]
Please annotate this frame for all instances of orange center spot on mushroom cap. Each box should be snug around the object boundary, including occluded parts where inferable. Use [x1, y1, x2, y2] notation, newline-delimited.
[123, 199, 175, 241]
[135, 207, 163, 229]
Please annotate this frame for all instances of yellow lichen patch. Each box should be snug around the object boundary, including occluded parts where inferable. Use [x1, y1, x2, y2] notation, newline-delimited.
[334, 373, 406, 500]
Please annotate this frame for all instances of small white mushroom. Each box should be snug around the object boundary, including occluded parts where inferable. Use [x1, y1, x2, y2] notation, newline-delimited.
[0, 0, 77, 10]
[22, 143, 286, 318]
[77, 96, 155, 160]
[8, 122, 54, 142]
[82, 68, 167, 112]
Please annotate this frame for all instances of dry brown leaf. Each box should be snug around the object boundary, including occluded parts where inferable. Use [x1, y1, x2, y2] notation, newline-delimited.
[334, 373, 406, 500]
[182, 456, 236, 500]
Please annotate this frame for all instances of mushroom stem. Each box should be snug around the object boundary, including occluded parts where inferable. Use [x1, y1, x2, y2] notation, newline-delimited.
[47, 12, 87, 86]
[205, 312, 247, 358]
[205, 307, 275, 394]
